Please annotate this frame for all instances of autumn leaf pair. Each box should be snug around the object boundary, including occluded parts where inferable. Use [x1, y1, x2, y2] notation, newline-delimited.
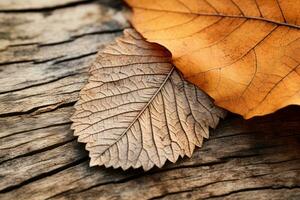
[71, 0, 300, 170]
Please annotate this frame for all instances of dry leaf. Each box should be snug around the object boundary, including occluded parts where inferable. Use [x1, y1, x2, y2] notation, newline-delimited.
[125, 0, 300, 119]
[71, 29, 225, 171]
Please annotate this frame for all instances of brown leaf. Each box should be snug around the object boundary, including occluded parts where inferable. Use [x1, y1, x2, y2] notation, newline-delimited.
[125, 0, 300, 119]
[71, 29, 225, 171]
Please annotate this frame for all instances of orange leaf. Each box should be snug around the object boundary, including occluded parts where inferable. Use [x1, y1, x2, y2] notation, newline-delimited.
[125, 0, 300, 119]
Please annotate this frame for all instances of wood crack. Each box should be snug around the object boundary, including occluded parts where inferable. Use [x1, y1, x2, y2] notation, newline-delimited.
[0, 157, 88, 193]
[0, 72, 83, 95]
[0, 0, 97, 13]
[0, 100, 76, 118]
[0, 138, 76, 165]
[39, 28, 126, 47]
[206, 186, 300, 199]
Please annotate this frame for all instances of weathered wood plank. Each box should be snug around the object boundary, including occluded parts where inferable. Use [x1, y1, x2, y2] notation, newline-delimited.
[0, 107, 74, 162]
[0, 0, 89, 11]
[0, 2, 127, 115]
[0, 106, 299, 199]
[0, 0, 299, 200]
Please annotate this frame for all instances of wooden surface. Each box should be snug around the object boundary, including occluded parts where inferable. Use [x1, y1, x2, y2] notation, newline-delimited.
[0, 0, 299, 199]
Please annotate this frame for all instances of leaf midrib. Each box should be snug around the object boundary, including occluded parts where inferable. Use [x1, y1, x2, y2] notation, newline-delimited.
[99, 66, 175, 156]
[133, 6, 300, 29]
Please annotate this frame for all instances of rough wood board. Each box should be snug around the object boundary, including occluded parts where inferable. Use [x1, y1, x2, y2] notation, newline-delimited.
[0, 0, 299, 199]
[0, 0, 89, 11]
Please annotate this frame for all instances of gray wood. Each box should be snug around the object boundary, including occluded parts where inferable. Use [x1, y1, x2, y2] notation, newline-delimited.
[0, 0, 299, 199]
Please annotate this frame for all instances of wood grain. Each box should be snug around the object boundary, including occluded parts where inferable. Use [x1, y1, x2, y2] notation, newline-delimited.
[0, 0, 299, 199]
